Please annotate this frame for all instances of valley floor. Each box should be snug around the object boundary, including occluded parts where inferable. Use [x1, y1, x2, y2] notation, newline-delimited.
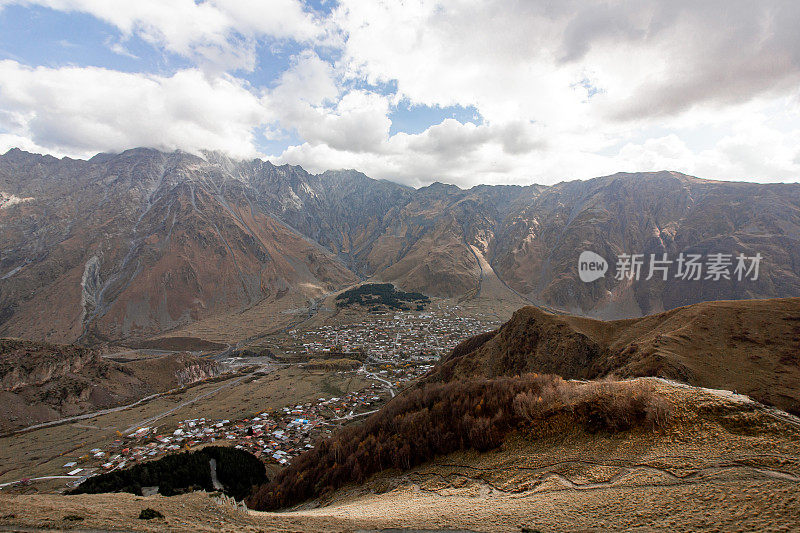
[1, 380, 799, 532]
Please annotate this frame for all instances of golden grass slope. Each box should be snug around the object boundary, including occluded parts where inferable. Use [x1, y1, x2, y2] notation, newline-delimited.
[1, 379, 798, 532]
[437, 297, 800, 414]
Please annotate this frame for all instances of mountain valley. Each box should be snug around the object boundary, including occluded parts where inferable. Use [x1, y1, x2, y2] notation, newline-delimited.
[3, 148, 800, 345]
[1, 148, 800, 532]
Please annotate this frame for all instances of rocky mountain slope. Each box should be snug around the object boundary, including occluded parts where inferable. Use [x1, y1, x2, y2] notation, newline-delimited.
[434, 297, 800, 414]
[0, 149, 358, 343]
[0, 338, 223, 433]
[491, 172, 800, 318]
[2, 147, 800, 343]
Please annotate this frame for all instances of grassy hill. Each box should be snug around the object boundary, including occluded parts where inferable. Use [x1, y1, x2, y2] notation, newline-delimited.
[433, 298, 800, 414]
[246, 297, 800, 514]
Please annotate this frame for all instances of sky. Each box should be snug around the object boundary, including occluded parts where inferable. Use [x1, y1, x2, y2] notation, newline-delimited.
[0, 1, 799, 187]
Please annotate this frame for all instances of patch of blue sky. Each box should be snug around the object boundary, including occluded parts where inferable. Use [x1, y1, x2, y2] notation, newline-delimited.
[242, 39, 304, 89]
[0, 4, 192, 73]
[595, 123, 732, 158]
[344, 75, 397, 96]
[304, 0, 338, 16]
[571, 77, 605, 103]
[254, 125, 304, 158]
[389, 102, 483, 136]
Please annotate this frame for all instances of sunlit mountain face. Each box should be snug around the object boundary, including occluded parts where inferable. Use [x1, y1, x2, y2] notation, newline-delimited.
[2, 147, 799, 343]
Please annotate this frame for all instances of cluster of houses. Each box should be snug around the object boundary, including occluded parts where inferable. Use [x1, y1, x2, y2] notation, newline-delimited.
[62, 378, 403, 477]
[360, 361, 435, 386]
[52, 306, 498, 485]
[284, 307, 499, 363]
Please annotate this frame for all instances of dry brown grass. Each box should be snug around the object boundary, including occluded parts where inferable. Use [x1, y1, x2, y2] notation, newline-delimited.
[436, 298, 800, 414]
[247, 374, 669, 510]
[513, 379, 670, 432]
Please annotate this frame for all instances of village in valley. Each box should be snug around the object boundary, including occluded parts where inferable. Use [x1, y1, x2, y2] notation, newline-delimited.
[275, 305, 499, 363]
[61, 381, 389, 482]
[24, 303, 501, 491]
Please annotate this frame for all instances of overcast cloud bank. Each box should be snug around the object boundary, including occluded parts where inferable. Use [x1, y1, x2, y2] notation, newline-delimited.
[0, 0, 799, 186]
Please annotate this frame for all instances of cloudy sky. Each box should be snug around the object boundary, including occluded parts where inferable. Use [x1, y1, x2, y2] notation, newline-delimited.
[0, 0, 799, 187]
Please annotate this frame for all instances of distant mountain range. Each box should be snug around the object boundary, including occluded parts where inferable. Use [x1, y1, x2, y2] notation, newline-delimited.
[2, 147, 799, 343]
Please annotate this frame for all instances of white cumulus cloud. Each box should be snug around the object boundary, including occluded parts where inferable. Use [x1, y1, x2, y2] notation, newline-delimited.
[0, 61, 269, 158]
[1, 0, 800, 186]
[2, 0, 328, 71]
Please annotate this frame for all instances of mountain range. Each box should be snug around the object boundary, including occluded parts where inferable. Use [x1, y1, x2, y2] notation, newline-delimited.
[2, 147, 799, 343]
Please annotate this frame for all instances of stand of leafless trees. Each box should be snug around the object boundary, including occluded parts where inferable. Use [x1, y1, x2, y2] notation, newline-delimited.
[247, 374, 668, 511]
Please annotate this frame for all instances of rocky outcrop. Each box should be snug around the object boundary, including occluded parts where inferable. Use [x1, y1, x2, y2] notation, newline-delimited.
[0, 339, 94, 391]
[0, 337, 229, 433]
[175, 356, 225, 386]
